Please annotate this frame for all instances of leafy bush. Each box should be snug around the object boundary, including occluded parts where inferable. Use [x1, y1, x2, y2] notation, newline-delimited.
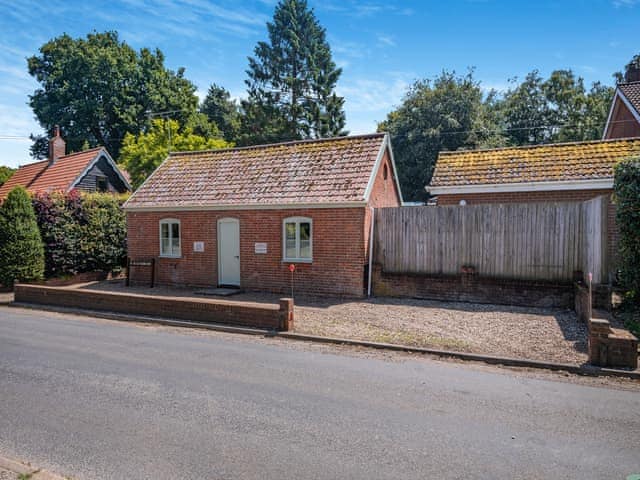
[614, 159, 640, 301]
[0, 187, 45, 286]
[32, 190, 128, 277]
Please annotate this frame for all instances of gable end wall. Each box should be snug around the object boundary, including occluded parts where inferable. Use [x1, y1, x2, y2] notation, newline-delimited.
[75, 155, 129, 193]
[605, 96, 640, 139]
[364, 147, 402, 258]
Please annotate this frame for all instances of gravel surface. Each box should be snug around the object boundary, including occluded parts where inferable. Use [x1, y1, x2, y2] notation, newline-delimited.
[80, 280, 588, 365]
[0, 468, 14, 480]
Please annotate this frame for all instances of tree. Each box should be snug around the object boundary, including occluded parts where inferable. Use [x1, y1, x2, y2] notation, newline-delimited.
[614, 158, 640, 302]
[379, 70, 495, 201]
[200, 84, 240, 142]
[0, 187, 45, 286]
[0, 166, 15, 187]
[497, 69, 614, 145]
[499, 71, 552, 145]
[28, 31, 198, 159]
[120, 119, 232, 188]
[243, 0, 346, 144]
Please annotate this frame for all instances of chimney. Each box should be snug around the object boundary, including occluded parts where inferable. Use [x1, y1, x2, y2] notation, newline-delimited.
[624, 62, 640, 83]
[48, 125, 66, 164]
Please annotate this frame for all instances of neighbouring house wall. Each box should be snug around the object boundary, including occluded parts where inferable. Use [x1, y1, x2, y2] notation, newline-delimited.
[604, 97, 640, 139]
[127, 207, 367, 296]
[75, 155, 129, 193]
[435, 189, 619, 280]
[364, 148, 402, 261]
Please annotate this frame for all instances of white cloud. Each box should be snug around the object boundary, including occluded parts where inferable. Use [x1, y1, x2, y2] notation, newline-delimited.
[376, 34, 396, 47]
[612, 0, 639, 6]
[338, 74, 412, 113]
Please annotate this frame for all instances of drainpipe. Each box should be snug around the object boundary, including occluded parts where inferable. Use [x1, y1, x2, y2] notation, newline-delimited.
[367, 207, 375, 297]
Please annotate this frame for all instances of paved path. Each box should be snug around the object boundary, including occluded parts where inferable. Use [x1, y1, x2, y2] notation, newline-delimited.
[0, 307, 639, 479]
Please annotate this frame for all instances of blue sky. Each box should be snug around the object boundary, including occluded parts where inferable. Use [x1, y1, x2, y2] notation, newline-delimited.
[0, 0, 638, 168]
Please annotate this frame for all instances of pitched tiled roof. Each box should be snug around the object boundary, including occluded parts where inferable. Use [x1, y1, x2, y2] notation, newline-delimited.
[619, 81, 640, 115]
[0, 160, 48, 198]
[125, 133, 388, 209]
[430, 137, 640, 188]
[0, 147, 104, 199]
[28, 147, 103, 193]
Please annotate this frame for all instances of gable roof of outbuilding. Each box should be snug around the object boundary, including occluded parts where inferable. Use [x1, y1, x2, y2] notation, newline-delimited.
[619, 81, 640, 115]
[0, 147, 131, 199]
[428, 137, 640, 194]
[602, 81, 640, 139]
[124, 133, 402, 211]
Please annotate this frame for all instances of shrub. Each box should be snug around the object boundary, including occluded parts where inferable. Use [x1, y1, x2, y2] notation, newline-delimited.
[614, 158, 640, 302]
[32, 190, 128, 277]
[0, 186, 45, 286]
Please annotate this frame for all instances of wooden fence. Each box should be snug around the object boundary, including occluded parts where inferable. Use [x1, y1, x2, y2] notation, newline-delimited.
[374, 196, 609, 283]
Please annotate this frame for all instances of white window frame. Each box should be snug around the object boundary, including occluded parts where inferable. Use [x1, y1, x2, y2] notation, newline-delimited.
[282, 216, 312, 263]
[159, 218, 181, 258]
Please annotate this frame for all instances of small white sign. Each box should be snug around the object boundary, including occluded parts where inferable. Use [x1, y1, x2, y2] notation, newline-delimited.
[255, 242, 267, 254]
[193, 241, 204, 252]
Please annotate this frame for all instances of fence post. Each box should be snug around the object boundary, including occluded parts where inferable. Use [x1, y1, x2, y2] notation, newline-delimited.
[150, 258, 156, 288]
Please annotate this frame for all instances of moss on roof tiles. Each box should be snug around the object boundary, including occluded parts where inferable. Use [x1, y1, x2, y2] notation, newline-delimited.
[431, 138, 640, 187]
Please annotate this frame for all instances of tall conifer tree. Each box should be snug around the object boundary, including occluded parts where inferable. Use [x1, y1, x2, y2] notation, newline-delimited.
[243, 0, 346, 144]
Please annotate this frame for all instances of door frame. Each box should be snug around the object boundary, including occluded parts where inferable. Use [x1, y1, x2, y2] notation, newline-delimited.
[217, 217, 240, 287]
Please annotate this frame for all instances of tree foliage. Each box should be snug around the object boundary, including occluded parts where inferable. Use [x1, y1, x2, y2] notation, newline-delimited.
[28, 31, 198, 159]
[614, 158, 640, 302]
[0, 187, 45, 286]
[32, 191, 128, 278]
[497, 70, 614, 145]
[0, 166, 15, 187]
[200, 84, 241, 142]
[243, 0, 346, 144]
[120, 119, 232, 188]
[380, 71, 492, 201]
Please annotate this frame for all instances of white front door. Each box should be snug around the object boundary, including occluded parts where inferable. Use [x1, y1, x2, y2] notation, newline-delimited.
[217, 218, 240, 286]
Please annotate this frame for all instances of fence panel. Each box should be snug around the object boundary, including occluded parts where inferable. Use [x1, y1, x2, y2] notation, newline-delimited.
[374, 197, 608, 283]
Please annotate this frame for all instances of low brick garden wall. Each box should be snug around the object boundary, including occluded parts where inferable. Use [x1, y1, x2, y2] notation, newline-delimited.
[14, 284, 294, 331]
[575, 282, 638, 369]
[372, 265, 574, 308]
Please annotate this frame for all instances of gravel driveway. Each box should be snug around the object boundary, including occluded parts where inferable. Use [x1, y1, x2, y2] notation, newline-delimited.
[80, 280, 588, 365]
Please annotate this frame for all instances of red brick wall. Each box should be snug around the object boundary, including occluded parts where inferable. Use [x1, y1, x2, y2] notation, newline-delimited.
[127, 207, 367, 296]
[14, 284, 294, 331]
[435, 189, 613, 205]
[604, 97, 640, 139]
[436, 189, 619, 273]
[364, 148, 402, 259]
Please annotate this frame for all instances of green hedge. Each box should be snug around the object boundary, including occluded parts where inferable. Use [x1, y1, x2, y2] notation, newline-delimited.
[614, 159, 640, 337]
[32, 190, 128, 278]
[614, 159, 640, 300]
[0, 187, 45, 286]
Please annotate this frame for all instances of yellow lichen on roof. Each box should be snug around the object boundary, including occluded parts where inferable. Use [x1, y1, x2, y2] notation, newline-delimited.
[430, 137, 640, 187]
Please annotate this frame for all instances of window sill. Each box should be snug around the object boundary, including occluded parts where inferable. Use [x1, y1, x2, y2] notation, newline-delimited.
[159, 254, 182, 259]
[283, 258, 313, 264]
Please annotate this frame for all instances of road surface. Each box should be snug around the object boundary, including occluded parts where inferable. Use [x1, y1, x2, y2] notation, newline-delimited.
[0, 307, 639, 479]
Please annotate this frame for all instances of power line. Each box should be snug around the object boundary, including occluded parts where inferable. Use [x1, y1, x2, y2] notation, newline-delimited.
[0, 118, 638, 142]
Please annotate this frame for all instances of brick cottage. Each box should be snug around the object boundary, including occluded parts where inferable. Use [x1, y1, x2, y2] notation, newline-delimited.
[124, 133, 402, 296]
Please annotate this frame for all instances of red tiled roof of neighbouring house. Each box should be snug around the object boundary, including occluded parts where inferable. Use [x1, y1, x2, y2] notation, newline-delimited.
[28, 147, 104, 193]
[619, 81, 640, 116]
[0, 160, 49, 198]
[429, 137, 640, 188]
[125, 133, 392, 209]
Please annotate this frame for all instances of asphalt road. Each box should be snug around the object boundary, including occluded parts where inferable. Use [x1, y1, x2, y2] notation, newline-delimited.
[0, 307, 639, 480]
